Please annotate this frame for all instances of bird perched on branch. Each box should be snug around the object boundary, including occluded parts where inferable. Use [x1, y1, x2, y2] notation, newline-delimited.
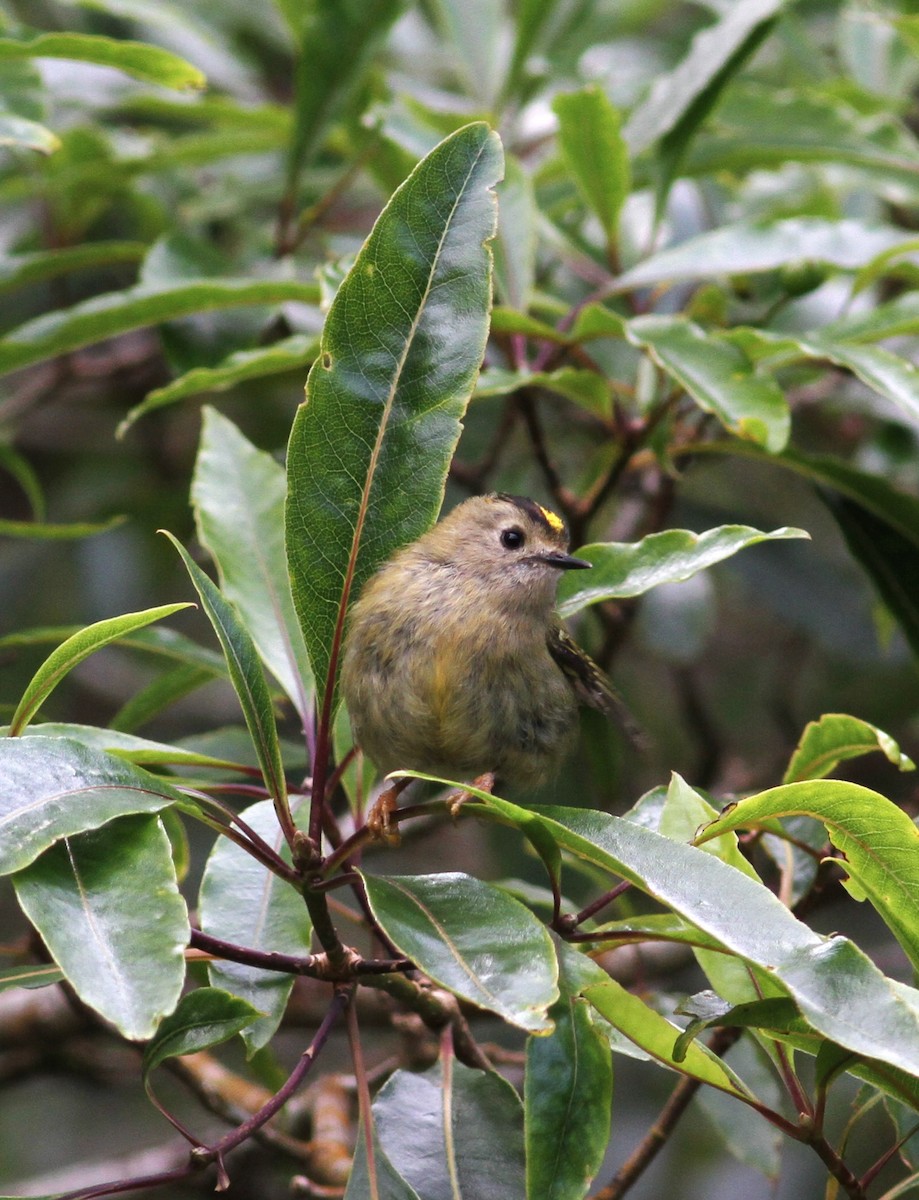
[341, 493, 633, 837]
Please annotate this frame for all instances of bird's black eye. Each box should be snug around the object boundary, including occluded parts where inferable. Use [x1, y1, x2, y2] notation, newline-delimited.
[500, 526, 525, 550]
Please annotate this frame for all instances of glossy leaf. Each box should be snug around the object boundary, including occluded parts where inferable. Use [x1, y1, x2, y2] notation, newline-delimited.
[473, 793, 919, 1079]
[624, 315, 789, 451]
[0, 31, 203, 89]
[285, 123, 502, 709]
[361, 871, 558, 1033]
[585, 978, 753, 1098]
[784, 713, 915, 783]
[0, 736, 186, 876]
[192, 408, 313, 720]
[199, 799, 311, 1054]
[0, 279, 320, 379]
[163, 532, 289, 828]
[375, 1060, 526, 1200]
[19, 721, 254, 774]
[142, 987, 261, 1077]
[525, 945, 612, 1200]
[623, 0, 784, 154]
[8, 603, 191, 735]
[345, 1119, 422, 1200]
[13, 815, 188, 1040]
[557, 524, 808, 617]
[660, 772, 759, 881]
[698, 780, 919, 973]
[553, 86, 630, 246]
[120, 335, 319, 432]
[617, 219, 915, 291]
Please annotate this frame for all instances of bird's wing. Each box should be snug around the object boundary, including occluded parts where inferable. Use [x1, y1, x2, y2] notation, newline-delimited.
[547, 625, 647, 747]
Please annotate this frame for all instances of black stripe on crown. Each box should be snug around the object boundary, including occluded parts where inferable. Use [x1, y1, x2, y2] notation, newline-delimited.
[491, 493, 567, 538]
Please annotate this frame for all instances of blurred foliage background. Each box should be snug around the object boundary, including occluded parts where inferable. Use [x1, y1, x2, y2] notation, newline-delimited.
[2, 0, 919, 1196]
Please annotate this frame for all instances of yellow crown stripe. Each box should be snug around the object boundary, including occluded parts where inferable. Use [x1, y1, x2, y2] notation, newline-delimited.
[538, 504, 565, 534]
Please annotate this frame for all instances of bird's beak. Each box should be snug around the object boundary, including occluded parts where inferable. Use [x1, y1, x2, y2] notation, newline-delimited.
[539, 551, 592, 570]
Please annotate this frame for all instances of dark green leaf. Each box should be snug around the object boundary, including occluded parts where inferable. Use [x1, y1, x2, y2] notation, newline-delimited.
[375, 1060, 525, 1200]
[20, 721, 253, 774]
[525, 944, 612, 1200]
[13, 815, 188, 1040]
[142, 987, 261, 1076]
[285, 123, 502, 709]
[192, 408, 313, 720]
[345, 1118, 422, 1200]
[0, 736, 187, 876]
[0, 241, 146, 298]
[162, 533, 290, 830]
[0, 963, 64, 992]
[361, 871, 558, 1032]
[0, 279, 320, 379]
[119, 335, 318, 433]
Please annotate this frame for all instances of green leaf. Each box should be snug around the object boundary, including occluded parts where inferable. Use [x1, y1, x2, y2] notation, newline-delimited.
[345, 1118, 422, 1200]
[625, 316, 790, 451]
[474, 794, 919, 1080]
[0, 31, 204, 90]
[192, 408, 313, 721]
[476, 366, 612, 419]
[557, 524, 808, 618]
[119, 335, 319, 433]
[109, 663, 221, 732]
[623, 0, 785, 155]
[142, 987, 261, 1077]
[585, 978, 753, 1098]
[525, 945, 612, 1200]
[162, 532, 290, 829]
[285, 123, 502, 710]
[0, 963, 64, 992]
[0, 241, 146, 299]
[0, 112, 59, 153]
[428, 0, 504, 107]
[13, 815, 188, 1040]
[698, 779, 919, 973]
[677, 85, 919, 193]
[8, 603, 191, 736]
[784, 713, 915, 783]
[553, 86, 630, 247]
[660, 772, 759, 881]
[285, 0, 404, 183]
[494, 154, 537, 310]
[672, 993, 801, 1061]
[361, 871, 558, 1033]
[0, 514, 126, 539]
[0, 736, 187, 876]
[199, 799, 311, 1054]
[617, 219, 915, 291]
[824, 491, 919, 659]
[375, 1060, 525, 1200]
[0, 279, 320, 379]
[20, 721, 254, 774]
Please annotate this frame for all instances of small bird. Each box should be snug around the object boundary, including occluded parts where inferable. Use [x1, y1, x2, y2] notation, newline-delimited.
[340, 493, 629, 835]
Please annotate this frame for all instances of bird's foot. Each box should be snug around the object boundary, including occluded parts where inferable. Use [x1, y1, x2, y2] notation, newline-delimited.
[446, 772, 495, 822]
[366, 778, 410, 846]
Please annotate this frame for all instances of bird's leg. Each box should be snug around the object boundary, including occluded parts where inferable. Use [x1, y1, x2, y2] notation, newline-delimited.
[366, 776, 412, 846]
[447, 771, 495, 821]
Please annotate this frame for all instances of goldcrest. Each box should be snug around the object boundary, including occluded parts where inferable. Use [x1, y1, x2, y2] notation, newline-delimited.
[341, 494, 626, 794]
